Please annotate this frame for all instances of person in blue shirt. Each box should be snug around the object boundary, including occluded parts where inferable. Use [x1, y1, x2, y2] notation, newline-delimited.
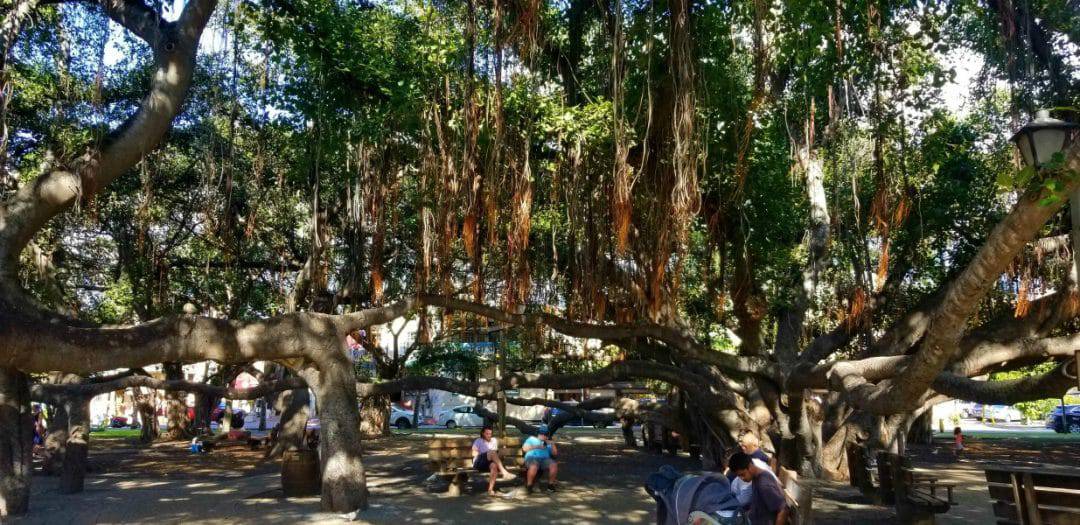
[522, 424, 559, 493]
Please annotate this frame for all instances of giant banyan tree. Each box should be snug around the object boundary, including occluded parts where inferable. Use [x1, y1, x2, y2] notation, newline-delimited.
[0, 0, 1078, 517]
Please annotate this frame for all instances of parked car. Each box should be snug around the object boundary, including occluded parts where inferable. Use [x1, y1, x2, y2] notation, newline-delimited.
[542, 403, 614, 428]
[390, 404, 415, 429]
[957, 402, 979, 419]
[970, 404, 1023, 422]
[109, 416, 137, 428]
[434, 405, 485, 429]
[242, 410, 280, 431]
[1045, 405, 1080, 434]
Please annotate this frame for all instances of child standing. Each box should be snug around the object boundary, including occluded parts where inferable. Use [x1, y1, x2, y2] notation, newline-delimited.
[953, 427, 964, 461]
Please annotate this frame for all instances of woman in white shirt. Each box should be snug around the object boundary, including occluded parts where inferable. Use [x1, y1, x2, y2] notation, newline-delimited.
[472, 426, 516, 495]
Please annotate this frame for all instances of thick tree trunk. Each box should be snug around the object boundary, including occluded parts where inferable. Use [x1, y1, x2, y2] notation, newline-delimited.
[161, 363, 190, 441]
[59, 396, 90, 494]
[43, 373, 79, 474]
[784, 392, 823, 477]
[359, 394, 389, 438]
[819, 410, 875, 481]
[192, 391, 213, 433]
[266, 386, 310, 459]
[304, 362, 368, 512]
[0, 368, 32, 518]
[906, 411, 933, 445]
[43, 399, 69, 475]
[135, 389, 158, 443]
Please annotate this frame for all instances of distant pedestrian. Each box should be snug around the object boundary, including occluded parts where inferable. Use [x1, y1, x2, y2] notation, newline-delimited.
[953, 427, 964, 461]
[31, 406, 45, 452]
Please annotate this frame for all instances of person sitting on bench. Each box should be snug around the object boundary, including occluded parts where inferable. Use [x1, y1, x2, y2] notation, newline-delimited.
[523, 424, 559, 493]
[472, 426, 515, 495]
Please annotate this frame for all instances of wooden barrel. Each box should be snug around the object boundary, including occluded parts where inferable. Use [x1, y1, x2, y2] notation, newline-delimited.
[281, 449, 321, 497]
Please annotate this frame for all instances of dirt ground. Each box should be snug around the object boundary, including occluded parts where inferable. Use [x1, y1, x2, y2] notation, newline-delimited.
[12, 429, 1080, 524]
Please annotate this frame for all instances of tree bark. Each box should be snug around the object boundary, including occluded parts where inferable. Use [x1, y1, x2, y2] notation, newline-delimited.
[59, 396, 90, 494]
[303, 361, 368, 512]
[43, 397, 69, 475]
[266, 385, 310, 459]
[0, 368, 32, 518]
[161, 363, 190, 441]
[359, 394, 389, 437]
[135, 388, 158, 443]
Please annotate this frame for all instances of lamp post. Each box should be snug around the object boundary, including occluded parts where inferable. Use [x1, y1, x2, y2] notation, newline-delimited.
[1010, 109, 1079, 280]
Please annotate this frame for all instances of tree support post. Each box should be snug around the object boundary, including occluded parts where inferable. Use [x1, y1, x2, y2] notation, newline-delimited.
[304, 360, 369, 512]
[0, 368, 32, 518]
[59, 396, 90, 494]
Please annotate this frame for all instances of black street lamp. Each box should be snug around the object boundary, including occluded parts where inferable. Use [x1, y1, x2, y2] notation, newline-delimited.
[1012, 110, 1080, 289]
[1010, 109, 1078, 169]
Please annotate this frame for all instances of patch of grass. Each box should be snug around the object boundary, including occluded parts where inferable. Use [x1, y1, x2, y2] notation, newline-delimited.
[934, 431, 1080, 443]
[90, 428, 142, 439]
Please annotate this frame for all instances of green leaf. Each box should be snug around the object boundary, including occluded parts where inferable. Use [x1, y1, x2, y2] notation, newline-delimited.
[1015, 165, 1036, 187]
[1038, 194, 1062, 207]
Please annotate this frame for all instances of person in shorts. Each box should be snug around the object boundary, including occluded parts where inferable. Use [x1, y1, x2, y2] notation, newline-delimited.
[522, 424, 559, 493]
[472, 426, 515, 495]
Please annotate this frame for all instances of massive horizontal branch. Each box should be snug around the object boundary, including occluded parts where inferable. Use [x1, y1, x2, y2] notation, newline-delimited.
[30, 375, 306, 404]
[931, 360, 1078, 405]
[791, 330, 1080, 392]
[417, 294, 782, 381]
[0, 298, 415, 374]
[950, 332, 1080, 377]
[359, 359, 739, 412]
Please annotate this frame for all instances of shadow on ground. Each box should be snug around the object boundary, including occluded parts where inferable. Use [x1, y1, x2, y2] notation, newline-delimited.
[11, 430, 1078, 524]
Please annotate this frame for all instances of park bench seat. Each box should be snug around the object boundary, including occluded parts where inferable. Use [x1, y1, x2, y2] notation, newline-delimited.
[777, 466, 815, 525]
[846, 443, 878, 499]
[247, 432, 272, 450]
[426, 436, 524, 496]
[877, 452, 953, 525]
[984, 465, 1080, 525]
[905, 489, 950, 513]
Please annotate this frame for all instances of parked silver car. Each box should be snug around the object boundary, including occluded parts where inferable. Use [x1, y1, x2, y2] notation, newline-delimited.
[434, 405, 485, 429]
[390, 404, 415, 429]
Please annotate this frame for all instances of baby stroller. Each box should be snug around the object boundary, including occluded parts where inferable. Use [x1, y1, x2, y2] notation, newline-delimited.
[645, 465, 743, 525]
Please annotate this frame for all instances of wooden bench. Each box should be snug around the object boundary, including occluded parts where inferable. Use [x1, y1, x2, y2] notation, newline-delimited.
[777, 466, 815, 525]
[846, 443, 879, 499]
[247, 433, 272, 450]
[984, 464, 1080, 525]
[879, 453, 954, 524]
[426, 436, 523, 496]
